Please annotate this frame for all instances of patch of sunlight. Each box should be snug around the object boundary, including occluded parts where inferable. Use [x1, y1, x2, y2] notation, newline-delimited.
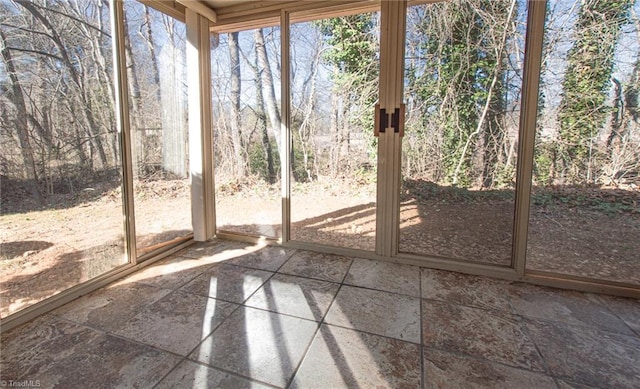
[256, 217, 276, 237]
[272, 279, 314, 320]
[246, 306, 285, 383]
[114, 258, 204, 285]
[117, 242, 268, 286]
[324, 325, 381, 387]
[243, 274, 265, 300]
[194, 293, 220, 389]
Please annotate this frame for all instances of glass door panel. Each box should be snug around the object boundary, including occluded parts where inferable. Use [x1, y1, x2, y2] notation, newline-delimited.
[0, 0, 126, 317]
[125, 1, 192, 255]
[289, 12, 380, 251]
[399, 1, 528, 265]
[211, 27, 282, 238]
[527, 0, 640, 285]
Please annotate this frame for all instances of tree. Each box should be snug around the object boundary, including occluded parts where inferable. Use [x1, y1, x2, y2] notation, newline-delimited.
[0, 28, 42, 201]
[251, 30, 277, 183]
[17, 1, 109, 170]
[316, 14, 378, 176]
[406, 0, 517, 187]
[556, 0, 634, 183]
[255, 28, 282, 154]
[228, 31, 245, 177]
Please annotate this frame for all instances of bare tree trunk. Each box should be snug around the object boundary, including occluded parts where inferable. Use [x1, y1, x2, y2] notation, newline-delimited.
[255, 29, 282, 154]
[18, 1, 108, 169]
[330, 64, 340, 177]
[121, 10, 146, 175]
[296, 42, 322, 182]
[143, 5, 162, 107]
[75, 0, 117, 166]
[250, 45, 276, 183]
[0, 29, 42, 202]
[228, 32, 245, 177]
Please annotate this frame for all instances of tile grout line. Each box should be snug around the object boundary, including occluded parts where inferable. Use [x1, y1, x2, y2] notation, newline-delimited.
[152, 358, 281, 389]
[50, 312, 204, 388]
[161, 245, 298, 386]
[151, 356, 188, 389]
[5, 313, 184, 388]
[283, 256, 357, 389]
[179, 271, 274, 365]
[510, 303, 554, 378]
[422, 294, 533, 318]
[589, 294, 640, 339]
[313, 317, 423, 346]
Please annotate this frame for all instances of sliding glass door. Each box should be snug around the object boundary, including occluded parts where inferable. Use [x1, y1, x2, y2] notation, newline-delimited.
[289, 11, 381, 251]
[399, 0, 528, 266]
[526, 0, 640, 286]
[0, 0, 127, 318]
[206, 0, 639, 295]
[125, 1, 192, 255]
[211, 26, 283, 239]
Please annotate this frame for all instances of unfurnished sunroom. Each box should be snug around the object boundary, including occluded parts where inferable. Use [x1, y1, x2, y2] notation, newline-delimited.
[1, 0, 639, 387]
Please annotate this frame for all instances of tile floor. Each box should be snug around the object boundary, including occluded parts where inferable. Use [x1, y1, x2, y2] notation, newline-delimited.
[2, 239, 639, 388]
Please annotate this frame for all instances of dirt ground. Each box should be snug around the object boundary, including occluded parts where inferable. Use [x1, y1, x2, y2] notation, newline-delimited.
[1, 178, 639, 318]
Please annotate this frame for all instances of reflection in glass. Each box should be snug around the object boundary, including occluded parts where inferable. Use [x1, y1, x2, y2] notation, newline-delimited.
[0, 1, 125, 317]
[124, 1, 191, 254]
[289, 13, 380, 251]
[400, 1, 527, 265]
[527, 0, 640, 284]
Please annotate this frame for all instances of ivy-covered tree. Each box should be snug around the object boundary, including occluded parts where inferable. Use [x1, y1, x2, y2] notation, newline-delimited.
[406, 0, 516, 187]
[556, 0, 633, 183]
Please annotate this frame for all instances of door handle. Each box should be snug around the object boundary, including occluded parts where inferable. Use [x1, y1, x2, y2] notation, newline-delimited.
[375, 104, 405, 137]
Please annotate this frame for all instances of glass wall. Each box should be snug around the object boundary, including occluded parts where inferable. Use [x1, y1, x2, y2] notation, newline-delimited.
[2, 0, 637, 323]
[527, 0, 640, 285]
[211, 27, 282, 238]
[399, 0, 527, 266]
[124, 1, 192, 255]
[289, 12, 380, 251]
[0, 0, 126, 317]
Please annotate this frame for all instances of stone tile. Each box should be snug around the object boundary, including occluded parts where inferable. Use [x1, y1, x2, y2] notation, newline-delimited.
[422, 300, 545, 372]
[422, 268, 513, 312]
[245, 274, 339, 321]
[325, 285, 420, 343]
[344, 258, 420, 297]
[556, 380, 600, 389]
[592, 294, 640, 336]
[35, 334, 180, 388]
[227, 245, 297, 272]
[525, 319, 640, 388]
[120, 255, 214, 290]
[179, 264, 272, 304]
[156, 359, 272, 389]
[190, 306, 318, 388]
[114, 291, 239, 356]
[278, 251, 352, 283]
[181, 239, 252, 261]
[508, 283, 634, 335]
[422, 348, 556, 389]
[51, 282, 171, 332]
[291, 324, 421, 389]
[0, 315, 102, 381]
